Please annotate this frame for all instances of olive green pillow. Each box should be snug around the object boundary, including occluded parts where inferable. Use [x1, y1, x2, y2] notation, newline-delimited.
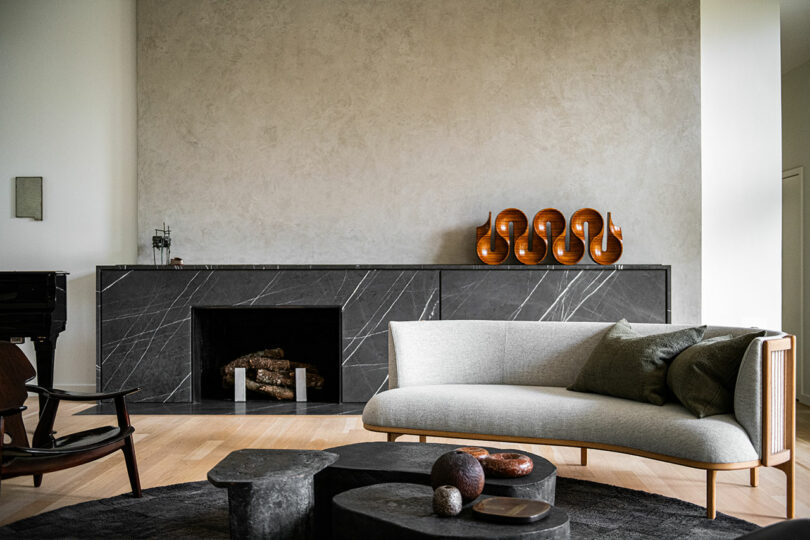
[568, 319, 706, 405]
[667, 331, 766, 418]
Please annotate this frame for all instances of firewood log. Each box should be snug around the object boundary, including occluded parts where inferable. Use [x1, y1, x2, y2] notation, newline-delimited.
[255, 368, 325, 389]
[221, 356, 318, 376]
[223, 372, 294, 400]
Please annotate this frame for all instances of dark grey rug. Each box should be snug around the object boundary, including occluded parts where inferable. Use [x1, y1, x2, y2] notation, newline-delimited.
[0, 477, 758, 539]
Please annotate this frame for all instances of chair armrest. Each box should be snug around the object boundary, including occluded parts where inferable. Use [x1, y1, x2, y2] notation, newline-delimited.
[25, 386, 140, 401]
[0, 406, 26, 417]
[733, 333, 795, 461]
[760, 336, 796, 466]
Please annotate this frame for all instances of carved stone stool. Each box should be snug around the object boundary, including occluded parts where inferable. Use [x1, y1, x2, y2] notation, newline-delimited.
[208, 449, 338, 539]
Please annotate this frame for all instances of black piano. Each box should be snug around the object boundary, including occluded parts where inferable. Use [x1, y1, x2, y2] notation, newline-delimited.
[0, 271, 67, 409]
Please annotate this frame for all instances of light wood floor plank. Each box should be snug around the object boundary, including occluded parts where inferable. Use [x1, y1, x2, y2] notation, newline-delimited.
[1, 400, 808, 527]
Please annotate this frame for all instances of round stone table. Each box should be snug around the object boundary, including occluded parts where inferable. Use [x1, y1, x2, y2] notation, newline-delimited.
[208, 449, 338, 540]
[332, 482, 570, 539]
[314, 442, 557, 537]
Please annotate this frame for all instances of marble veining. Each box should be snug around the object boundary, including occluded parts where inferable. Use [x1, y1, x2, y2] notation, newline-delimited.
[440, 268, 669, 323]
[98, 268, 439, 402]
[97, 265, 668, 403]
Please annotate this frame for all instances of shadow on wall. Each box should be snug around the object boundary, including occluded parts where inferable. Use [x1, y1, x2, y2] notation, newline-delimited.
[434, 223, 479, 264]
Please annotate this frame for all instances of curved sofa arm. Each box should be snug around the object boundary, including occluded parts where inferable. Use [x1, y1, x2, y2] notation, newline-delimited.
[734, 333, 794, 460]
[388, 324, 398, 389]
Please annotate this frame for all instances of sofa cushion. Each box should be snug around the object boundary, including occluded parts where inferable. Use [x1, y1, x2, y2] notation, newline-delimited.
[667, 331, 766, 418]
[363, 385, 758, 464]
[567, 320, 706, 405]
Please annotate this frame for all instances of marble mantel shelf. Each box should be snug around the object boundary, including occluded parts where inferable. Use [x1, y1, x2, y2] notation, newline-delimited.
[98, 264, 668, 271]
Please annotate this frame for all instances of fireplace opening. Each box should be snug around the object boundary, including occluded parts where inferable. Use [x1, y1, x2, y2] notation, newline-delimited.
[192, 306, 342, 403]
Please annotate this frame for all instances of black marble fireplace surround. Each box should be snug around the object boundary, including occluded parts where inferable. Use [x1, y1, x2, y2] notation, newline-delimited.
[97, 265, 670, 404]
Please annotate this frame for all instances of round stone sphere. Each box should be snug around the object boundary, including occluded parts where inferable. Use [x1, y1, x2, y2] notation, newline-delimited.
[432, 485, 463, 517]
[430, 450, 485, 502]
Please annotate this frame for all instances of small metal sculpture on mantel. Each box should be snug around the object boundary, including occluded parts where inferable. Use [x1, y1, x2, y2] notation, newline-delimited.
[476, 208, 623, 265]
[152, 223, 172, 265]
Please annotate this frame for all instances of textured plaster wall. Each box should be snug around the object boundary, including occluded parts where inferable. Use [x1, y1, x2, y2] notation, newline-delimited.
[138, 0, 701, 322]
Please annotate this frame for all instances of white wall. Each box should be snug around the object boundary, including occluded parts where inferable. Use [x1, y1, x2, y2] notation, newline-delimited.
[701, 0, 782, 329]
[0, 0, 137, 390]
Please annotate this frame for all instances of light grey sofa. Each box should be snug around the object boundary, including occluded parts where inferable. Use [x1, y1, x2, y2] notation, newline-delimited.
[362, 320, 796, 519]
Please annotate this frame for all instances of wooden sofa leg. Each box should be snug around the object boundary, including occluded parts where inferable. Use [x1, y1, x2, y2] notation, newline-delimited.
[706, 470, 717, 519]
[749, 467, 758, 487]
[419, 435, 427, 443]
[580, 448, 588, 466]
[33, 474, 42, 487]
[776, 458, 795, 519]
[387, 433, 402, 442]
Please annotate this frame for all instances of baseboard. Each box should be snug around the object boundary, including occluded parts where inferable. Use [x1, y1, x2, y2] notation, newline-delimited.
[799, 393, 810, 406]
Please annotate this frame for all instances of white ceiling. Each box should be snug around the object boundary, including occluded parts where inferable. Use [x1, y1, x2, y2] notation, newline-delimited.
[781, 0, 810, 73]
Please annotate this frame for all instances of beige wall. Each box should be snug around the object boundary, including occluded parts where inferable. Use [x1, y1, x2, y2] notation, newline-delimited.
[783, 60, 810, 172]
[0, 0, 137, 390]
[138, 0, 702, 323]
[783, 59, 810, 401]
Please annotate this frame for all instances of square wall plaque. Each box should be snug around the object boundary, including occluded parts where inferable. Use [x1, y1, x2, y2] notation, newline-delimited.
[15, 176, 42, 220]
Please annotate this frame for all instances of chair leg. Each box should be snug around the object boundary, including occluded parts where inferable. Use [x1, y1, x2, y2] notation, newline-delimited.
[33, 474, 42, 487]
[776, 457, 795, 519]
[387, 432, 402, 442]
[749, 467, 758, 487]
[580, 448, 588, 466]
[122, 436, 142, 497]
[706, 469, 717, 519]
[419, 435, 427, 443]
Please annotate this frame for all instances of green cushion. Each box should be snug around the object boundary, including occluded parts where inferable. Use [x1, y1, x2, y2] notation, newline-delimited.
[667, 331, 766, 418]
[568, 319, 705, 405]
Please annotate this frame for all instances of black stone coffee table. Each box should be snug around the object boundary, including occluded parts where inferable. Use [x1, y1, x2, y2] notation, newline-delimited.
[208, 449, 337, 540]
[332, 482, 570, 539]
[314, 442, 557, 537]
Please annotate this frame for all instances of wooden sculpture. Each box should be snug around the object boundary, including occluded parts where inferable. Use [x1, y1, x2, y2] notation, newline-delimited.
[503, 209, 544, 265]
[532, 209, 566, 264]
[476, 209, 535, 265]
[591, 211, 623, 265]
[476, 212, 509, 265]
[477, 208, 623, 266]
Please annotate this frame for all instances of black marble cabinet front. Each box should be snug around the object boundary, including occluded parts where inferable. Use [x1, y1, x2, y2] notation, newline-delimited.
[440, 267, 669, 323]
[98, 265, 668, 403]
[98, 269, 440, 403]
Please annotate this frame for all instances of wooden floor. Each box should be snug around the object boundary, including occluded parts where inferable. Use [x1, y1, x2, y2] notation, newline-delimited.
[1, 399, 809, 528]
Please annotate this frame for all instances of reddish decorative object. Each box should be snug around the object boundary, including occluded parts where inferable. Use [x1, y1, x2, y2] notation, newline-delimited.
[532, 208, 566, 264]
[477, 208, 623, 266]
[553, 208, 601, 265]
[591, 211, 623, 265]
[475, 212, 509, 265]
[480, 453, 534, 478]
[508, 210, 544, 265]
[430, 451, 486, 502]
[454, 447, 490, 461]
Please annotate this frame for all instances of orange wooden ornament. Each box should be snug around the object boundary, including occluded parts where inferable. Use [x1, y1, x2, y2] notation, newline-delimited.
[532, 209, 566, 264]
[591, 211, 623, 265]
[476, 212, 509, 265]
